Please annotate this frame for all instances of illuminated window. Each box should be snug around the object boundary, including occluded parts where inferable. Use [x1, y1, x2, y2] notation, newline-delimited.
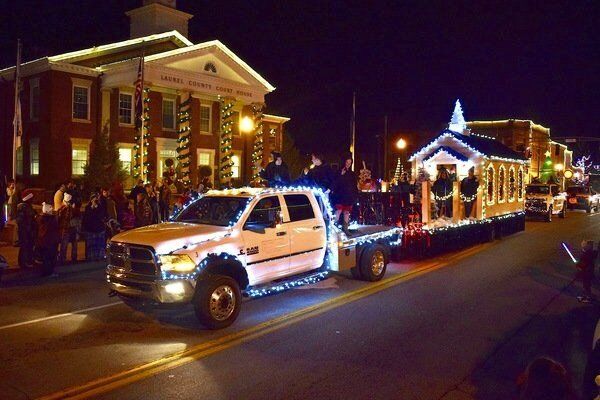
[72, 147, 88, 176]
[162, 99, 176, 130]
[508, 167, 516, 202]
[30, 138, 40, 176]
[518, 168, 524, 200]
[200, 105, 211, 133]
[486, 165, 495, 205]
[198, 151, 211, 166]
[231, 154, 241, 178]
[16, 146, 23, 176]
[73, 86, 89, 120]
[119, 148, 132, 174]
[119, 92, 133, 125]
[498, 166, 506, 203]
[158, 149, 178, 179]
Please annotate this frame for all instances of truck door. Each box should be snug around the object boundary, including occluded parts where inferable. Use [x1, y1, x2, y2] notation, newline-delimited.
[240, 195, 290, 286]
[284, 193, 327, 274]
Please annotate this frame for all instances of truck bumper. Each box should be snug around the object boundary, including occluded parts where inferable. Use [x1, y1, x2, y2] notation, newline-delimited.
[106, 265, 195, 304]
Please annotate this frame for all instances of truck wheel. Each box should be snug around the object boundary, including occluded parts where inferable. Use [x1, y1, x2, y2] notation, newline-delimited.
[193, 275, 241, 330]
[545, 207, 552, 222]
[359, 244, 387, 282]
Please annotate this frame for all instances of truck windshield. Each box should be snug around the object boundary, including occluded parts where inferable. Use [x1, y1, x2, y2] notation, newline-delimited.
[174, 196, 249, 226]
[526, 186, 550, 195]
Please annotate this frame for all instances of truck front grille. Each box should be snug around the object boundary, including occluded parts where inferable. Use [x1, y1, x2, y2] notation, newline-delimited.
[107, 242, 157, 277]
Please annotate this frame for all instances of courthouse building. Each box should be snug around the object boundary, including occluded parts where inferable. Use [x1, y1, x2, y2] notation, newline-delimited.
[0, 0, 288, 189]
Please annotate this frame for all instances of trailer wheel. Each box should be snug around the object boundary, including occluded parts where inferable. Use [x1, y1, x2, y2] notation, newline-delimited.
[359, 244, 387, 282]
[193, 274, 241, 330]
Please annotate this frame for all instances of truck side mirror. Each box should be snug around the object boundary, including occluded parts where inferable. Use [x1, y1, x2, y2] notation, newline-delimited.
[244, 223, 266, 234]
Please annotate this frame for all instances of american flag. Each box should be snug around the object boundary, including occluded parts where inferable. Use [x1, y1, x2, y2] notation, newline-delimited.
[134, 55, 144, 129]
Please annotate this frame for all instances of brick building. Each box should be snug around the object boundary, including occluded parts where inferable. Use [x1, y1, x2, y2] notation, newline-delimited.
[0, 0, 288, 190]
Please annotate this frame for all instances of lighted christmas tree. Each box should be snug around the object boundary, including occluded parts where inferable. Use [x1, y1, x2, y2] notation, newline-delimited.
[448, 99, 466, 133]
[540, 151, 554, 183]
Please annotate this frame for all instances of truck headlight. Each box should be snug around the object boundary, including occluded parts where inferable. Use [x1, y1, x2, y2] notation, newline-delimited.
[159, 255, 197, 272]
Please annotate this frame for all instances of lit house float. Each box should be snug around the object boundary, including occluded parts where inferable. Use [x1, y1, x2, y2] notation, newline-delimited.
[406, 101, 528, 254]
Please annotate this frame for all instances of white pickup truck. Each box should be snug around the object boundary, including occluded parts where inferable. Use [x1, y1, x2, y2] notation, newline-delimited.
[106, 187, 401, 329]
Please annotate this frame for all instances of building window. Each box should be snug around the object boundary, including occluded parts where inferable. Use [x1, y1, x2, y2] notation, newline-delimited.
[200, 105, 211, 133]
[158, 149, 178, 179]
[198, 151, 211, 166]
[30, 138, 40, 176]
[119, 92, 133, 125]
[498, 166, 506, 203]
[73, 85, 89, 120]
[518, 168, 524, 200]
[231, 153, 241, 178]
[486, 165, 495, 205]
[508, 167, 516, 202]
[204, 62, 217, 73]
[30, 78, 40, 121]
[16, 146, 23, 176]
[119, 148, 132, 174]
[162, 99, 176, 130]
[72, 147, 88, 176]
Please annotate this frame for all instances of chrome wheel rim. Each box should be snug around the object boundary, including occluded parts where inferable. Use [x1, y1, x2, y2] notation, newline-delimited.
[209, 285, 236, 321]
[371, 251, 385, 276]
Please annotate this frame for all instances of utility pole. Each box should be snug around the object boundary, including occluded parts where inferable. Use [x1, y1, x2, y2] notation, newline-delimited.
[350, 92, 356, 168]
[12, 39, 22, 181]
[383, 115, 388, 181]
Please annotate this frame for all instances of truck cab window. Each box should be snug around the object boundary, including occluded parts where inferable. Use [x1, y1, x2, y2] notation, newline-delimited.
[284, 194, 315, 222]
[246, 196, 281, 226]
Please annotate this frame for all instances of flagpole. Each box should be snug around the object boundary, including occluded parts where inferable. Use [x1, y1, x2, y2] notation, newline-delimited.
[140, 51, 145, 183]
[12, 39, 22, 181]
[351, 91, 356, 168]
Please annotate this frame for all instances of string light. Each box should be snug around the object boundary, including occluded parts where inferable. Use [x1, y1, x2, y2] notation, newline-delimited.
[176, 94, 192, 186]
[219, 97, 235, 184]
[251, 103, 265, 180]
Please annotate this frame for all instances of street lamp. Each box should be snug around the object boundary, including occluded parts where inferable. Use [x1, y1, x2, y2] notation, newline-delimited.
[396, 138, 407, 150]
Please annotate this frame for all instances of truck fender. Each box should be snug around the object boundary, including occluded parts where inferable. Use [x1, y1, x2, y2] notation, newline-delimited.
[196, 253, 249, 290]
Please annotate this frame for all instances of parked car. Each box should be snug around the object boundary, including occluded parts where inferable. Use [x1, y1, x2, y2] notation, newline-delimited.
[525, 183, 566, 222]
[566, 185, 600, 213]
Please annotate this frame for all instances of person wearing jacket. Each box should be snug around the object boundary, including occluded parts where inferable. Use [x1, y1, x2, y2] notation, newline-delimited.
[135, 192, 153, 227]
[82, 194, 106, 261]
[16, 193, 37, 268]
[36, 203, 60, 276]
[432, 167, 454, 218]
[57, 192, 78, 264]
[259, 151, 291, 187]
[460, 167, 479, 218]
[299, 153, 334, 191]
[576, 240, 598, 303]
[331, 155, 357, 235]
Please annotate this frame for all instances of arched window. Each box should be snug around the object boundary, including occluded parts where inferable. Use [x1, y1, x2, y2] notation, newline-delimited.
[486, 165, 495, 205]
[518, 167, 524, 200]
[508, 166, 516, 202]
[204, 62, 217, 73]
[498, 165, 506, 203]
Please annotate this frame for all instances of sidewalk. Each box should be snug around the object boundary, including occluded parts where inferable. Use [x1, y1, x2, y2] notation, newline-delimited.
[0, 241, 106, 284]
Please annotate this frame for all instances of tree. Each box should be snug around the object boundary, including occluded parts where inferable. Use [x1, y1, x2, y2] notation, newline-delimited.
[281, 130, 305, 179]
[83, 125, 127, 191]
[448, 99, 466, 133]
[540, 152, 554, 183]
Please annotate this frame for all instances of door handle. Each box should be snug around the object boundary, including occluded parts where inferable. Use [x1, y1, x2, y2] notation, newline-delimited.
[276, 231, 287, 236]
[312, 225, 323, 230]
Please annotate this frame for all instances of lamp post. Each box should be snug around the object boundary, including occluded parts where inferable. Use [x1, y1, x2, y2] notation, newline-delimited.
[394, 138, 407, 182]
[239, 116, 255, 184]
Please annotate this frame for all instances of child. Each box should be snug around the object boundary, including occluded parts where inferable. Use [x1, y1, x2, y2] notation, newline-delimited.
[576, 240, 597, 303]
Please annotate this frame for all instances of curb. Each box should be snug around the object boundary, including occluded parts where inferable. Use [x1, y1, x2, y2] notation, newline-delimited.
[0, 260, 107, 285]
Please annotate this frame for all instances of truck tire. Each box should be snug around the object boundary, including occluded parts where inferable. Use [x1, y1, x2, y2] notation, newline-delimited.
[193, 275, 241, 330]
[359, 244, 387, 282]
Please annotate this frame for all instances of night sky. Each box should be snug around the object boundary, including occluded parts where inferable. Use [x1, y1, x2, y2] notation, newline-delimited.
[2, 0, 598, 165]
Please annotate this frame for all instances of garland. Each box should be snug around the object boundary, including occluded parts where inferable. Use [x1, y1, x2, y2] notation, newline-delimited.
[133, 88, 151, 180]
[432, 189, 455, 201]
[460, 193, 477, 202]
[219, 97, 235, 184]
[176, 92, 192, 187]
[251, 103, 265, 180]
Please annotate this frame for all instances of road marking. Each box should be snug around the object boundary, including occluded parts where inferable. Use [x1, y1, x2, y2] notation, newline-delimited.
[0, 302, 122, 332]
[37, 243, 490, 400]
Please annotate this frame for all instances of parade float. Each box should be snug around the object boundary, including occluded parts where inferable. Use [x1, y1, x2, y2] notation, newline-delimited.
[404, 101, 528, 257]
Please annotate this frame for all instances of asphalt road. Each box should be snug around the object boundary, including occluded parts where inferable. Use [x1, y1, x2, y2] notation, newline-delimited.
[0, 212, 599, 400]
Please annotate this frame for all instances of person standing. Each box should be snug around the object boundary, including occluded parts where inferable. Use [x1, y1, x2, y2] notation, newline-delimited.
[53, 182, 66, 211]
[396, 172, 413, 227]
[460, 167, 479, 219]
[145, 183, 160, 224]
[159, 181, 172, 222]
[259, 151, 291, 187]
[135, 192, 152, 227]
[37, 203, 60, 277]
[300, 153, 334, 191]
[16, 193, 37, 268]
[57, 193, 77, 264]
[0, 172, 7, 229]
[82, 194, 106, 261]
[331, 155, 357, 235]
[6, 179, 18, 221]
[576, 240, 597, 303]
[432, 167, 454, 218]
